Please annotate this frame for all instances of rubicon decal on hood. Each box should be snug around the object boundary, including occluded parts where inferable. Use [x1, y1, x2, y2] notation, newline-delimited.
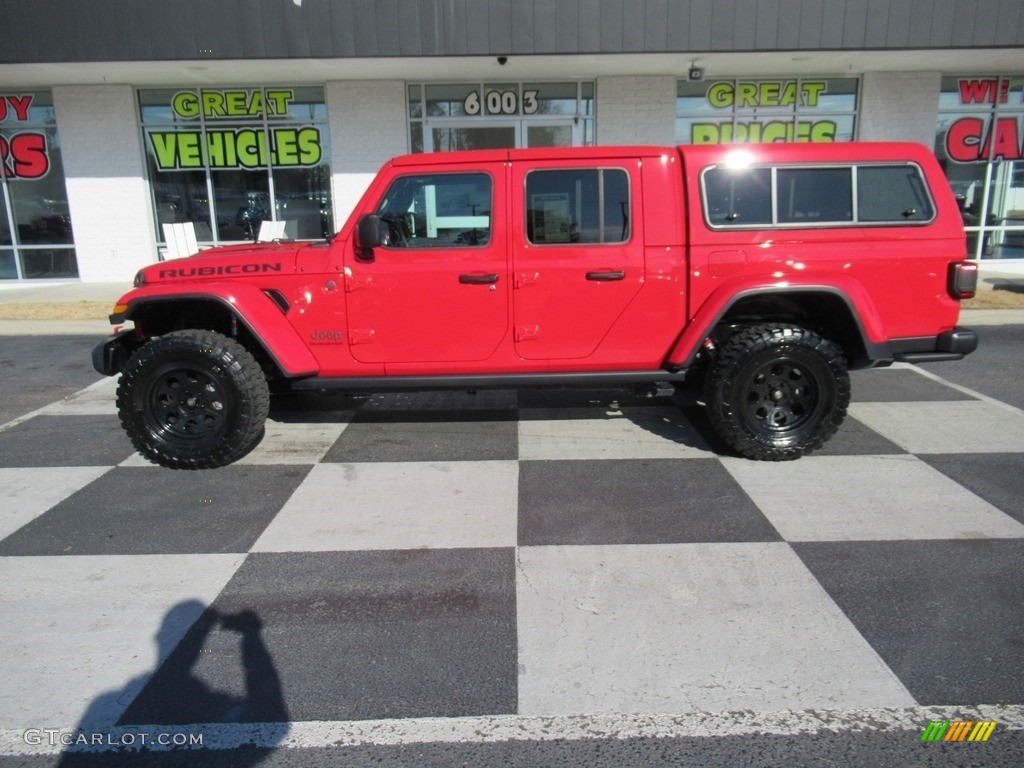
[157, 263, 283, 279]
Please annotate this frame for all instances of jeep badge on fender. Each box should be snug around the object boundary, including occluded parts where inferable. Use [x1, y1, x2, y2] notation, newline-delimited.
[93, 142, 978, 469]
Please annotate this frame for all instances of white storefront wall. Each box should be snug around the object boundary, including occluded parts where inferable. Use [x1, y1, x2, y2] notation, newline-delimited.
[51, 85, 158, 282]
[39, 71, 977, 282]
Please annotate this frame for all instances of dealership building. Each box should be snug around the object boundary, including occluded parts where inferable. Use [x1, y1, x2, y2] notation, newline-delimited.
[1, 0, 1023, 282]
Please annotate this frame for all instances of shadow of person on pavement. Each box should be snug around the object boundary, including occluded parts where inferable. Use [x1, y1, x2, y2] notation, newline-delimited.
[56, 600, 288, 767]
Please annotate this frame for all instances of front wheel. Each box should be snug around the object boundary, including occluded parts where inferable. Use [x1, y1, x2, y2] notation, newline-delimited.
[116, 330, 270, 469]
[703, 324, 850, 460]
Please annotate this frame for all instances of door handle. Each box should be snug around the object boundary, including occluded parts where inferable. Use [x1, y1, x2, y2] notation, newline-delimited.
[459, 273, 499, 284]
[586, 270, 625, 281]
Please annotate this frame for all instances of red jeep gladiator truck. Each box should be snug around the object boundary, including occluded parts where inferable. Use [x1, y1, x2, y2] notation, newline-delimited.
[93, 142, 978, 469]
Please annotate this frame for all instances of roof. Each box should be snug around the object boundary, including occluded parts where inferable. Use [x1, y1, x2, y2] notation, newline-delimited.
[385, 142, 938, 170]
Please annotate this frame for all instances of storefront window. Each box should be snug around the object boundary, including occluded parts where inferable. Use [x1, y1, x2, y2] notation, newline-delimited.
[0, 185, 11, 245]
[139, 87, 333, 246]
[210, 169, 269, 242]
[408, 82, 595, 153]
[0, 90, 77, 279]
[676, 78, 859, 145]
[936, 76, 1024, 260]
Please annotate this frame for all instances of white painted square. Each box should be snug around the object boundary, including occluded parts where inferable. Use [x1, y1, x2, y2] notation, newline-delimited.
[849, 401, 1024, 454]
[516, 543, 915, 716]
[118, 452, 154, 468]
[0, 467, 111, 540]
[236, 419, 350, 465]
[252, 461, 518, 551]
[721, 454, 1024, 541]
[0, 554, 245, 729]
[518, 407, 712, 461]
[38, 377, 119, 416]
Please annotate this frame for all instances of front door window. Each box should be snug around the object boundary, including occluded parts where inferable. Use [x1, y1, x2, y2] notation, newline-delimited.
[344, 168, 509, 364]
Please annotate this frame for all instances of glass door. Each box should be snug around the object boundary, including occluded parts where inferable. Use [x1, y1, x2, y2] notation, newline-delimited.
[424, 121, 519, 153]
[526, 121, 576, 148]
[421, 119, 578, 152]
[410, 82, 595, 154]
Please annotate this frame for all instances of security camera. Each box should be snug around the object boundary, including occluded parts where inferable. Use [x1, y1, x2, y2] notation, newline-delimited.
[688, 66, 704, 82]
[497, 56, 508, 66]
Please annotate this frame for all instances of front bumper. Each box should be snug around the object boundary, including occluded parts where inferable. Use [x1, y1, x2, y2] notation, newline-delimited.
[92, 328, 143, 376]
[891, 327, 979, 364]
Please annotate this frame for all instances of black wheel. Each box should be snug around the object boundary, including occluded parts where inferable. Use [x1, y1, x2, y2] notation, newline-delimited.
[703, 324, 850, 460]
[116, 330, 270, 469]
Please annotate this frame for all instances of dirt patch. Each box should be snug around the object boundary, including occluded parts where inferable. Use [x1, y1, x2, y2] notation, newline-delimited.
[0, 301, 112, 320]
[963, 288, 1024, 310]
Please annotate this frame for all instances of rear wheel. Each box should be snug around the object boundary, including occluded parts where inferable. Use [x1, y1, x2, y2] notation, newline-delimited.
[703, 324, 850, 460]
[116, 330, 269, 469]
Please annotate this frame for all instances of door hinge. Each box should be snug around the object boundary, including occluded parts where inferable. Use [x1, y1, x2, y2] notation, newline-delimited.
[515, 325, 540, 342]
[514, 272, 540, 289]
[349, 329, 374, 345]
[345, 275, 374, 292]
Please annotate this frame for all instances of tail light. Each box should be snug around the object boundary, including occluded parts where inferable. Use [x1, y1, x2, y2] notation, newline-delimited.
[948, 261, 977, 300]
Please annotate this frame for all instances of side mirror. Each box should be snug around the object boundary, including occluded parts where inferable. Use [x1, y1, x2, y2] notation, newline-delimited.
[356, 214, 383, 250]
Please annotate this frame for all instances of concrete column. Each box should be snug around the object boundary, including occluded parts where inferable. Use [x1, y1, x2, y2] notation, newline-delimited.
[326, 80, 409, 230]
[53, 85, 156, 282]
[596, 75, 677, 146]
[857, 71, 941, 147]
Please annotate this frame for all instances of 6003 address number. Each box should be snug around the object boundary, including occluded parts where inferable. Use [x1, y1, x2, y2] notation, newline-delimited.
[463, 89, 539, 116]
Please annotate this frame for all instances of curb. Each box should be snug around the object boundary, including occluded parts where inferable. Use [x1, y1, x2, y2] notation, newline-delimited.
[960, 308, 1024, 325]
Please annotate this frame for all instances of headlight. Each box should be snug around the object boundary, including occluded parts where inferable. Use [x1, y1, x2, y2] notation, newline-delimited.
[133, 271, 146, 287]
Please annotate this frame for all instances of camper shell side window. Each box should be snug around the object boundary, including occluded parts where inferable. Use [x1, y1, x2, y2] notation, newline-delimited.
[701, 162, 935, 229]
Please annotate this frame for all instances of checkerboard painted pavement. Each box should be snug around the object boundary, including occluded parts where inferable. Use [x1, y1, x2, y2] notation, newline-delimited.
[2, 363, 1023, 752]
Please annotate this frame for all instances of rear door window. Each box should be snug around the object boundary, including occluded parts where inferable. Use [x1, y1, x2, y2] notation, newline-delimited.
[525, 168, 630, 245]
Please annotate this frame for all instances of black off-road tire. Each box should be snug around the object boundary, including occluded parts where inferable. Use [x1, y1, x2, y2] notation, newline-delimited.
[703, 324, 850, 460]
[116, 330, 270, 469]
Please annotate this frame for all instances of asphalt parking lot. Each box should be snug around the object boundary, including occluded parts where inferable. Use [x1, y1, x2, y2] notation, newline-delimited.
[1, 317, 1023, 767]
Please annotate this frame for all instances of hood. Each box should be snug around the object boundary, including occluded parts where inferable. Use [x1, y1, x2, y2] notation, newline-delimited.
[135, 241, 305, 285]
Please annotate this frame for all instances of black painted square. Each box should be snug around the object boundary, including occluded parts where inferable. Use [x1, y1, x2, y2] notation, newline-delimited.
[519, 458, 780, 545]
[849, 369, 976, 402]
[118, 548, 518, 724]
[794, 539, 1024, 705]
[920, 453, 1024, 525]
[0, 415, 134, 467]
[810, 415, 906, 456]
[323, 410, 517, 462]
[0, 465, 311, 555]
